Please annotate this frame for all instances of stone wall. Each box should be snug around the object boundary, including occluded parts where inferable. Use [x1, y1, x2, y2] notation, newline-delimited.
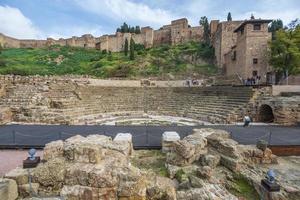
[212, 21, 242, 69]
[0, 18, 203, 52]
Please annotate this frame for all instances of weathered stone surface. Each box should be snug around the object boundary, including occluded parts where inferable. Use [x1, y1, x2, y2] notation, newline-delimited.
[220, 155, 241, 172]
[166, 131, 207, 166]
[43, 140, 64, 160]
[207, 134, 240, 159]
[113, 133, 133, 156]
[200, 154, 220, 168]
[18, 183, 40, 198]
[5, 167, 29, 185]
[177, 184, 238, 200]
[0, 178, 18, 200]
[197, 166, 212, 179]
[0, 107, 12, 125]
[189, 176, 204, 188]
[61, 185, 111, 200]
[162, 131, 180, 153]
[33, 158, 66, 191]
[146, 176, 176, 200]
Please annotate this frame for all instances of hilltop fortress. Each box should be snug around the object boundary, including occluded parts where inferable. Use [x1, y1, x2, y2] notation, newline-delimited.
[0, 17, 273, 82]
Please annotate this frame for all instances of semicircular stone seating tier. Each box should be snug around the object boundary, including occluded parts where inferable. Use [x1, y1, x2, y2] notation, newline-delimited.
[0, 83, 254, 125]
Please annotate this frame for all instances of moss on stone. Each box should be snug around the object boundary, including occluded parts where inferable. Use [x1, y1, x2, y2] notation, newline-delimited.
[227, 174, 260, 200]
[131, 150, 168, 177]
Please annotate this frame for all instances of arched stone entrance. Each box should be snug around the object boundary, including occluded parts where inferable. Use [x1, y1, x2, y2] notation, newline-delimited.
[258, 104, 274, 123]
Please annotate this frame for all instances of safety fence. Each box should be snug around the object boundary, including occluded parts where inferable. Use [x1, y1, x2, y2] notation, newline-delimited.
[0, 125, 299, 149]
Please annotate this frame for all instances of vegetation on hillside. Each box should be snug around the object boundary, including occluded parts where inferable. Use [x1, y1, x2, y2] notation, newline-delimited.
[0, 41, 217, 79]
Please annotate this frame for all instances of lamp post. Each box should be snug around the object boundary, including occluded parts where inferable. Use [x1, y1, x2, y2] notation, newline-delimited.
[260, 169, 280, 200]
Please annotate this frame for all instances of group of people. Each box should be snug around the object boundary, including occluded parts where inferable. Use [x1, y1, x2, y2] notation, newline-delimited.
[245, 76, 261, 86]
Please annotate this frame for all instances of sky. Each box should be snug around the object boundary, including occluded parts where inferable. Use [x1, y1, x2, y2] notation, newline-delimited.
[0, 0, 299, 39]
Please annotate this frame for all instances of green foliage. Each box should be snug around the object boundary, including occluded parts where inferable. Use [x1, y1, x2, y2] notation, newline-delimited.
[117, 22, 141, 34]
[135, 26, 141, 34]
[130, 150, 168, 177]
[200, 16, 210, 44]
[0, 41, 218, 78]
[175, 169, 188, 183]
[269, 19, 283, 40]
[227, 12, 232, 21]
[0, 43, 3, 54]
[129, 38, 135, 60]
[124, 38, 129, 56]
[269, 25, 300, 75]
[288, 18, 300, 30]
[227, 174, 260, 200]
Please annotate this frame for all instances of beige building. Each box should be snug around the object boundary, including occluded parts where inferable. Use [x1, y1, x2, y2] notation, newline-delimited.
[212, 18, 273, 83]
[225, 19, 272, 82]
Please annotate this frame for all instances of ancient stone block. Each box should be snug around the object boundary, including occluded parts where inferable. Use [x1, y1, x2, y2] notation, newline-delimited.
[33, 158, 66, 191]
[113, 133, 133, 156]
[18, 183, 40, 198]
[0, 178, 18, 200]
[220, 155, 241, 172]
[5, 167, 29, 185]
[0, 107, 12, 124]
[43, 140, 64, 161]
[200, 154, 220, 168]
[162, 131, 180, 153]
[60, 185, 102, 200]
[197, 166, 212, 179]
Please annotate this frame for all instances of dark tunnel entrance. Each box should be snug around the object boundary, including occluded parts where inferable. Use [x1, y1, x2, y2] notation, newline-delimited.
[258, 104, 274, 123]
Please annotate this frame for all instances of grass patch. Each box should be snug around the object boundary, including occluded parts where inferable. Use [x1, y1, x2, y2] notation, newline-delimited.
[131, 150, 168, 177]
[227, 174, 260, 200]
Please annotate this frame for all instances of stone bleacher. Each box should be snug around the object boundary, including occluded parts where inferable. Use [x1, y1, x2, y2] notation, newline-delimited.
[0, 78, 254, 124]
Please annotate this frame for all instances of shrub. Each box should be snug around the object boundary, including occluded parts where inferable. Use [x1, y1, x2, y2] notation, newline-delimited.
[0, 59, 6, 67]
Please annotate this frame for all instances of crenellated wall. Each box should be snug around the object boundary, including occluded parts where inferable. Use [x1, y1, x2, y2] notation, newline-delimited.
[0, 18, 203, 52]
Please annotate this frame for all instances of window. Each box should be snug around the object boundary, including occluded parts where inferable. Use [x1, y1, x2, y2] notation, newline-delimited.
[253, 58, 258, 64]
[252, 71, 258, 76]
[241, 27, 244, 35]
[253, 24, 261, 30]
[231, 51, 236, 61]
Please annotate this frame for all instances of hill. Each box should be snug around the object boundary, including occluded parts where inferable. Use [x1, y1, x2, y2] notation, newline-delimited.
[0, 41, 217, 79]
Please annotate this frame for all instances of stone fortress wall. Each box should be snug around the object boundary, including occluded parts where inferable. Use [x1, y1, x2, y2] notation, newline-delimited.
[0, 18, 203, 52]
[0, 75, 298, 126]
[0, 17, 275, 83]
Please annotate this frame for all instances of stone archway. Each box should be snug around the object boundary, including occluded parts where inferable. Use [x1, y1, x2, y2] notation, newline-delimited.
[258, 104, 274, 123]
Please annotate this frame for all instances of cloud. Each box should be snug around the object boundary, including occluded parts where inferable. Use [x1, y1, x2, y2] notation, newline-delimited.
[0, 5, 42, 39]
[74, 0, 176, 28]
[47, 25, 103, 39]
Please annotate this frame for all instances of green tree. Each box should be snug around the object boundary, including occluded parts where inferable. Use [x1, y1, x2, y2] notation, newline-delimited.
[129, 38, 135, 60]
[121, 22, 129, 33]
[124, 38, 129, 56]
[288, 18, 300, 30]
[227, 12, 232, 21]
[0, 43, 3, 54]
[199, 16, 210, 45]
[135, 26, 141, 34]
[116, 28, 121, 33]
[129, 26, 135, 33]
[269, 25, 300, 76]
[269, 19, 283, 40]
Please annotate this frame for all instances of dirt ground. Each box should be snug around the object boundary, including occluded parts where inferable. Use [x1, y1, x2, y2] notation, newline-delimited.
[0, 149, 43, 176]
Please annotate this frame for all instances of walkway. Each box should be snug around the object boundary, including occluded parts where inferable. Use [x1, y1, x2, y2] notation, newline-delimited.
[0, 125, 299, 149]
